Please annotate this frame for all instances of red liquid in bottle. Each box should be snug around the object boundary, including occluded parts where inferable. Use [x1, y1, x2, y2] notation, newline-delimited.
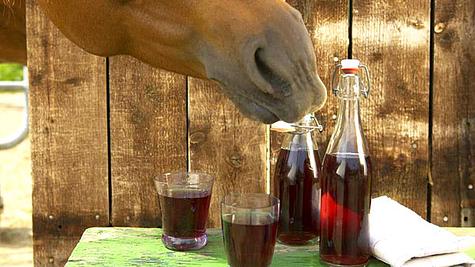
[222, 213, 278, 267]
[159, 190, 211, 238]
[274, 149, 321, 245]
[320, 153, 372, 266]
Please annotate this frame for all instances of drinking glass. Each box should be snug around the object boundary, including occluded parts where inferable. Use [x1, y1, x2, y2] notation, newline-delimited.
[221, 193, 280, 267]
[154, 172, 214, 251]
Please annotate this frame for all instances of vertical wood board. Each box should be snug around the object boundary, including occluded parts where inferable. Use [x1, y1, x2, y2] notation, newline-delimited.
[26, 0, 109, 265]
[431, 0, 475, 226]
[352, 0, 431, 217]
[188, 78, 267, 227]
[109, 56, 187, 227]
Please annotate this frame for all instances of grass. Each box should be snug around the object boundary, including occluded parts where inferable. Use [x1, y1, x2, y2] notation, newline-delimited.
[0, 64, 24, 81]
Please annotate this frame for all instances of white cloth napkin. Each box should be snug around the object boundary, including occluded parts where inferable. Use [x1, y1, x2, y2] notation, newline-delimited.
[369, 196, 475, 267]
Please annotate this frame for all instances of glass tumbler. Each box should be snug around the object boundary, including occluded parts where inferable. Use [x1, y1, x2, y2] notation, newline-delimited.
[221, 193, 280, 267]
[154, 172, 214, 251]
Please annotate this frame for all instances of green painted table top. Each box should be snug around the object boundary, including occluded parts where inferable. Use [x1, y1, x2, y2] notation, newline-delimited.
[66, 227, 475, 267]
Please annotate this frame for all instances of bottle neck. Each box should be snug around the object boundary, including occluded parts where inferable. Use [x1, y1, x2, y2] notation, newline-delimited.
[335, 98, 362, 131]
[335, 74, 363, 130]
[326, 74, 369, 156]
[281, 131, 318, 151]
[337, 73, 361, 99]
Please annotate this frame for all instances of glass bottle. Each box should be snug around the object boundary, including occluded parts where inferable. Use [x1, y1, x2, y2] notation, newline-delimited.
[319, 59, 372, 266]
[272, 114, 323, 245]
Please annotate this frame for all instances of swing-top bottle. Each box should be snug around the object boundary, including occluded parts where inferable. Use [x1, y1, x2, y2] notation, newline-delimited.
[319, 59, 372, 266]
[272, 114, 323, 245]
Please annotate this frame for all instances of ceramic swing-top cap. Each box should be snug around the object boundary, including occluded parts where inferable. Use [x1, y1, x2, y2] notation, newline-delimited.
[271, 114, 322, 133]
[341, 59, 360, 74]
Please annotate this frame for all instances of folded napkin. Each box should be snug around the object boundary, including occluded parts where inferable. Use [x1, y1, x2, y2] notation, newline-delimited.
[369, 196, 475, 267]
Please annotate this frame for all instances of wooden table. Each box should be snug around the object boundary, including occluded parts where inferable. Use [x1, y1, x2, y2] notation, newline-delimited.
[66, 228, 475, 266]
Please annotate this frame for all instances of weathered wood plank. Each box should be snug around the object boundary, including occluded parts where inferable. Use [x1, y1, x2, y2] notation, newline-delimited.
[352, 0, 431, 217]
[188, 78, 267, 227]
[26, 0, 109, 265]
[109, 56, 187, 227]
[67, 227, 475, 266]
[66, 227, 390, 266]
[431, 0, 475, 226]
[269, 0, 349, 194]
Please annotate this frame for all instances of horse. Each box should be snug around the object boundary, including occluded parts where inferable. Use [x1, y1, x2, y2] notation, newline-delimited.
[1, 0, 327, 124]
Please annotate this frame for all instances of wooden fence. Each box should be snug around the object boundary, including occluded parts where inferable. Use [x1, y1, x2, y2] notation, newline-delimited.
[25, 0, 474, 265]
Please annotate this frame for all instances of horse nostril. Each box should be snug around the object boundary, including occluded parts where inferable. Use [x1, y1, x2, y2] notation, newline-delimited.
[254, 48, 292, 97]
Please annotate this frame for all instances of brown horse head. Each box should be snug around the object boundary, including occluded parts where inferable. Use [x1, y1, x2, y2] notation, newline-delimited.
[0, 0, 26, 64]
[27, 0, 327, 123]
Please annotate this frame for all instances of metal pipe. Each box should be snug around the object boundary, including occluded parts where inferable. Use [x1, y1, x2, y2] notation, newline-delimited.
[0, 81, 26, 91]
[0, 67, 29, 150]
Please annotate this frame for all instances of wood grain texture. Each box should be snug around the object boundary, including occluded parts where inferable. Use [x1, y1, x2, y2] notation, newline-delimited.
[352, 0, 430, 217]
[431, 0, 475, 226]
[270, 0, 349, 194]
[188, 78, 267, 227]
[26, 1, 109, 265]
[109, 56, 187, 227]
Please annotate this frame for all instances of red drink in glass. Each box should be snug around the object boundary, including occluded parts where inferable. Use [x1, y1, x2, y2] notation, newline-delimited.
[160, 190, 211, 238]
[222, 213, 278, 267]
[221, 193, 280, 267]
[154, 172, 214, 251]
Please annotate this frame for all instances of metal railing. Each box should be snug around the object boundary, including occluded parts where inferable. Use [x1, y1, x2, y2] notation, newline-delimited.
[0, 67, 29, 150]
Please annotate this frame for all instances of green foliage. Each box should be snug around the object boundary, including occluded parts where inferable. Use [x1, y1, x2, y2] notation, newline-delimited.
[0, 64, 24, 81]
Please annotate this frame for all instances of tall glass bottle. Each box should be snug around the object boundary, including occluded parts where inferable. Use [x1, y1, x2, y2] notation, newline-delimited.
[272, 114, 322, 245]
[320, 59, 372, 266]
